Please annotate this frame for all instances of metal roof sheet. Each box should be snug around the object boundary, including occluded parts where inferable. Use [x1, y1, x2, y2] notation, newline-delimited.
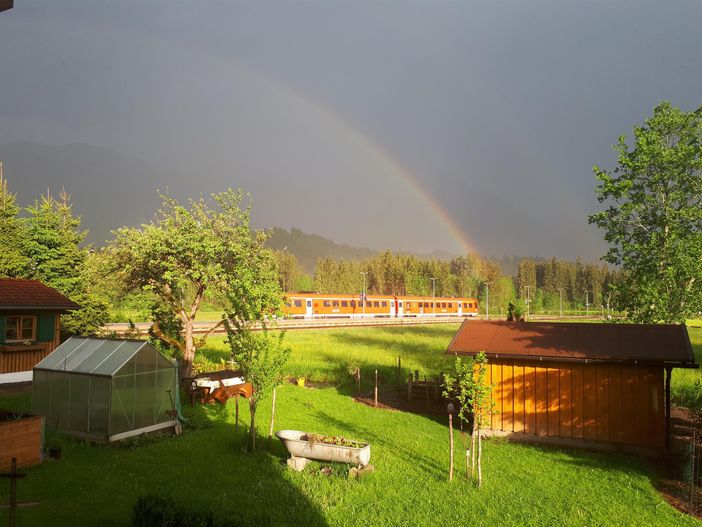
[446, 320, 697, 368]
[34, 337, 174, 376]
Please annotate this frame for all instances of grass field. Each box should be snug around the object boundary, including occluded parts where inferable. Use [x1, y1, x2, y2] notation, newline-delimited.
[1, 323, 701, 526]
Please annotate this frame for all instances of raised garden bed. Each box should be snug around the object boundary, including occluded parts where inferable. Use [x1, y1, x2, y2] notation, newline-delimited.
[0, 410, 44, 470]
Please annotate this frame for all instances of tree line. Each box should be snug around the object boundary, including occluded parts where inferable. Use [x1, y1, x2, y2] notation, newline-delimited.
[275, 249, 620, 315]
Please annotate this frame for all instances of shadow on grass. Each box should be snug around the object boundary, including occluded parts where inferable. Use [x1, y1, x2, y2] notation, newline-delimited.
[0, 393, 329, 527]
[310, 409, 446, 482]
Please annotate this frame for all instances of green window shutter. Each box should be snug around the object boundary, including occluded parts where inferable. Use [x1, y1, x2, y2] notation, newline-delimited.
[37, 313, 56, 342]
[0, 316, 5, 344]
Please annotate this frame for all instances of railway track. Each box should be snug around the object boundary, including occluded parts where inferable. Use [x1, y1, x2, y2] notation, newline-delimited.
[103, 314, 602, 336]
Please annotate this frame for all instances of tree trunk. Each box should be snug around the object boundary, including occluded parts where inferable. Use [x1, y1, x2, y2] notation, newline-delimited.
[477, 427, 482, 488]
[471, 419, 477, 479]
[448, 413, 454, 481]
[181, 319, 196, 380]
[248, 399, 257, 452]
[268, 386, 277, 439]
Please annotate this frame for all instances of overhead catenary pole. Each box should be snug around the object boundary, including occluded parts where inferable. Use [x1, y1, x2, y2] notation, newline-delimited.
[431, 277, 437, 317]
[558, 288, 563, 318]
[586, 291, 589, 317]
[485, 282, 489, 320]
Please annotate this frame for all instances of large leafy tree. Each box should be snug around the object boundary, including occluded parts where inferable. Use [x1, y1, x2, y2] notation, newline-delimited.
[108, 189, 274, 378]
[0, 171, 28, 277]
[589, 102, 702, 323]
[24, 190, 108, 334]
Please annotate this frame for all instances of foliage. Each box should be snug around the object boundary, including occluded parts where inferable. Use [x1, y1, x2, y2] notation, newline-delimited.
[0, 172, 29, 277]
[305, 433, 366, 448]
[442, 356, 475, 430]
[107, 189, 272, 377]
[23, 190, 109, 335]
[589, 101, 702, 323]
[506, 300, 525, 322]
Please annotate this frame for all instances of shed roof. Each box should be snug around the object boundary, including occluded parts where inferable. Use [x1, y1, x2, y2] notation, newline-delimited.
[34, 337, 174, 376]
[446, 320, 697, 368]
[0, 279, 80, 311]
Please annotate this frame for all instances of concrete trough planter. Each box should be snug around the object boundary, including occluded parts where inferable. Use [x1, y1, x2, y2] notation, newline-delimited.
[276, 429, 371, 468]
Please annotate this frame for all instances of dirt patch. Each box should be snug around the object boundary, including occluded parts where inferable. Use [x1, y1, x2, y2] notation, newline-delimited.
[654, 406, 702, 519]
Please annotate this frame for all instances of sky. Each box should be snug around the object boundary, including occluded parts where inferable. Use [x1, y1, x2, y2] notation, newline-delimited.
[0, 1, 701, 259]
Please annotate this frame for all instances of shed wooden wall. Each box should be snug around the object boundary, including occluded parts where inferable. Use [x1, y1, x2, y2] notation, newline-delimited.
[0, 313, 61, 373]
[486, 360, 664, 448]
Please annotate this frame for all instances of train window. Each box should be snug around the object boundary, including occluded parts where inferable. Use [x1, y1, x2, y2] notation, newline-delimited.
[442, 302, 447, 308]
[406, 302, 411, 308]
[294, 300, 302, 308]
[332, 300, 339, 307]
[323, 300, 331, 307]
[351, 300, 356, 307]
[341, 301, 348, 307]
[424, 302, 429, 308]
[285, 302, 292, 308]
[381, 301, 387, 307]
[373, 301, 380, 308]
[463, 303, 468, 308]
[307, 301, 312, 308]
[448, 303, 452, 308]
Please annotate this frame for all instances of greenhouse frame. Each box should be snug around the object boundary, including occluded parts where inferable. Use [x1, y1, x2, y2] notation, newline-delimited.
[32, 337, 178, 442]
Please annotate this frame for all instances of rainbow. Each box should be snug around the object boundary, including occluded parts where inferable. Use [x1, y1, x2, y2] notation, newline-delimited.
[233, 62, 475, 255]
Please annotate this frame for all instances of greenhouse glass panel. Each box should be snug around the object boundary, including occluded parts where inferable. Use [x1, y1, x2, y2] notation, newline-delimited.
[48, 372, 71, 430]
[31, 370, 51, 417]
[133, 372, 157, 429]
[94, 341, 143, 376]
[72, 340, 122, 373]
[155, 369, 176, 423]
[115, 355, 138, 378]
[156, 352, 175, 371]
[88, 376, 110, 436]
[63, 340, 105, 372]
[135, 348, 157, 374]
[111, 375, 135, 435]
[68, 374, 90, 433]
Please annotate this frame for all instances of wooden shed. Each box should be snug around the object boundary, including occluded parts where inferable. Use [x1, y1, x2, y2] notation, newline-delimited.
[446, 320, 697, 453]
[0, 279, 79, 374]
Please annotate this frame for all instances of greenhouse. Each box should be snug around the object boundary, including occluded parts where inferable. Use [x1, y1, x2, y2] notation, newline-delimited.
[32, 337, 179, 442]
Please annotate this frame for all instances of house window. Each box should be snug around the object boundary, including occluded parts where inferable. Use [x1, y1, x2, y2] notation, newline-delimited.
[5, 316, 36, 342]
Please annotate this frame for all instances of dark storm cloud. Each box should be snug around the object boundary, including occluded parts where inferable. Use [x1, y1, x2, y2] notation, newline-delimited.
[1, 1, 700, 258]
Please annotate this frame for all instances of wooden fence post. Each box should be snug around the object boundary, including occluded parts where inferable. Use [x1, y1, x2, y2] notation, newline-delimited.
[374, 370, 378, 407]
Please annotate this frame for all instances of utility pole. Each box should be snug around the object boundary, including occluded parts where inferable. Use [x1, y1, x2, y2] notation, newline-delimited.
[525, 285, 532, 319]
[360, 272, 366, 317]
[585, 291, 589, 317]
[558, 288, 563, 318]
[485, 282, 490, 320]
[431, 278, 437, 317]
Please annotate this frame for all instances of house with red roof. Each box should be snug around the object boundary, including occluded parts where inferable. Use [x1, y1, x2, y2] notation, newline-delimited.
[0, 278, 80, 375]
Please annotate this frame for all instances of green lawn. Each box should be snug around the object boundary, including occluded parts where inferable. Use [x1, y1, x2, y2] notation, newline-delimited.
[1, 323, 700, 526]
[201, 324, 460, 384]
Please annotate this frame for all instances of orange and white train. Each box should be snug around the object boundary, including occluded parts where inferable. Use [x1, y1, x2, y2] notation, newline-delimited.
[283, 292, 479, 319]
